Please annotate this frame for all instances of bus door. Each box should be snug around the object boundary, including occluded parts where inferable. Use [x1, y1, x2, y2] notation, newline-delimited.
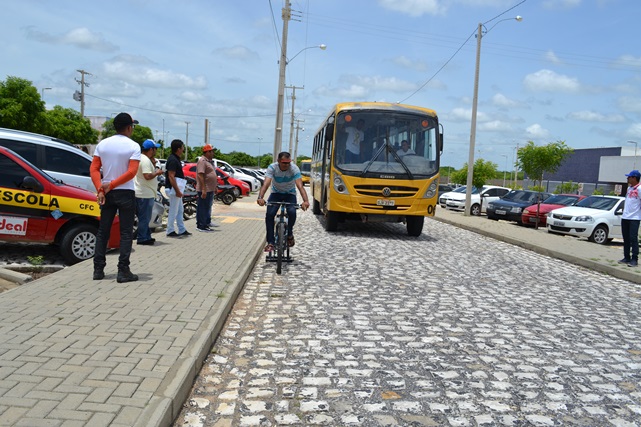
[320, 122, 334, 211]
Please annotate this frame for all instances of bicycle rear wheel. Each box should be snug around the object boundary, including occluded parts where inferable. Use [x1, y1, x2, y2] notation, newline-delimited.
[276, 222, 285, 274]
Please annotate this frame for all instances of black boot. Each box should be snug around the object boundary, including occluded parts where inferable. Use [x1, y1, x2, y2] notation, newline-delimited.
[93, 268, 105, 280]
[117, 267, 139, 283]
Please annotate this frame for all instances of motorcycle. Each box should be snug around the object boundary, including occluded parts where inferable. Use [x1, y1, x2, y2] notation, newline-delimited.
[216, 184, 237, 205]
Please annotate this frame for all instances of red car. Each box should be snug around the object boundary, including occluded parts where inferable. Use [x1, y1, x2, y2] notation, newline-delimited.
[521, 194, 587, 227]
[0, 145, 120, 264]
[182, 163, 250, 197]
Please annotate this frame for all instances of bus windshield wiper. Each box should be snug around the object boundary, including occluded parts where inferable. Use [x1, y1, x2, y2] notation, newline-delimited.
[360, 142, 388, 176]
[361, 141, 414, 180]
[390, 145, 414, 180]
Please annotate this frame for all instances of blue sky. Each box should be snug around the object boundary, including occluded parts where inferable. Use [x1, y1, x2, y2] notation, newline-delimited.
[3, 0, 640, 169]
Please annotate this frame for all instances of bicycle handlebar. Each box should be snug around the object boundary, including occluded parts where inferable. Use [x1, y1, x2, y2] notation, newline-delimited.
[265, 201, 300, 208]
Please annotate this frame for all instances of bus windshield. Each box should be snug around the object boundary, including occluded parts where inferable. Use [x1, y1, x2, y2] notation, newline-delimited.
[334, 110, 438, 178]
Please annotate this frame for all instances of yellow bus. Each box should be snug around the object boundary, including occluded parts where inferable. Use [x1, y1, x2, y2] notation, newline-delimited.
[310, 102, 442, 236]
[299, 159, 311, 185]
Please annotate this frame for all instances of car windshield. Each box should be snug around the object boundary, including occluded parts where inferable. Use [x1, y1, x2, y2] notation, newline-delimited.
[502, 190, 541, 202]
[575, 196, 619, 211]
[543, 194, 580, 205]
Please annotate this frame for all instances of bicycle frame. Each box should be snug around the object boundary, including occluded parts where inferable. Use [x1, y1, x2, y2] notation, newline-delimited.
[265, 201, 299, 274]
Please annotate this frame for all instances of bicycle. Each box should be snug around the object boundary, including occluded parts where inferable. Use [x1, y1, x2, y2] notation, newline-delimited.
[265, 201, 300, 274]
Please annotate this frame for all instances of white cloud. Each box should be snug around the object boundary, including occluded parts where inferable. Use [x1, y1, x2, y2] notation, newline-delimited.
[523, 69, 580, 93]
[180, 91, 205, 102]
[525, 124, 550, 139]
[448, 107, 489, 123]
[566, 110, 625, 123]
[378, 0, 445, 16]
[545, 50, 562, 64]
[479, 120, 512, 132]
[625, 123, 641, 139]
[102, 56, 207, 89]
[613, 54, 641, 69]
[618, 96, 641, 113]
[492, 93, 521, 108]
[213, 45, 259, 61]
[391, 55, 428, 72]
[24, 26, 118, 52]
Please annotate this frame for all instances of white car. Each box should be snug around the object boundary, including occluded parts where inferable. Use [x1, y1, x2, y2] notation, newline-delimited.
[439, 186, 468, 208]
[546, 195, 625, 244]
[213, 159, 260, 192]
[445, 185, 510, 216]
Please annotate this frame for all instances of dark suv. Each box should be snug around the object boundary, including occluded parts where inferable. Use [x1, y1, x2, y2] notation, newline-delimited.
[486, 190, 551, 224]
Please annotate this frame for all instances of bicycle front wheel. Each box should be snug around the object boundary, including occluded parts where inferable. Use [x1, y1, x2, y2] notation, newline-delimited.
[276, 222, 285, 274]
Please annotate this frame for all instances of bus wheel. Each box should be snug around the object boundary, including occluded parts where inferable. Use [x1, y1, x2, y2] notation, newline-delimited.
[406, 216, 424, 237]
[312, 198, 321, 215]
[325, 210, 339, 231]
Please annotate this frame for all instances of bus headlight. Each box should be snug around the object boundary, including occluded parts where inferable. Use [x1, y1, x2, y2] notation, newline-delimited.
[333, 173, 349, 194]
[423, 182, 437, 199]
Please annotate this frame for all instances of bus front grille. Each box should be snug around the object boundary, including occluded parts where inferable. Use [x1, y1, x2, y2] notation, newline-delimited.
[354, 185, 419, 198]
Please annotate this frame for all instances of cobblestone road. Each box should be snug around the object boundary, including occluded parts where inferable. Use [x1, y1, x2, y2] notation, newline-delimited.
[174, 206, 641, 427]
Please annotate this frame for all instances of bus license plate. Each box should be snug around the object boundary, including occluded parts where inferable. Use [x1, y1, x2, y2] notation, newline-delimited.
[377, 199, 395, 206]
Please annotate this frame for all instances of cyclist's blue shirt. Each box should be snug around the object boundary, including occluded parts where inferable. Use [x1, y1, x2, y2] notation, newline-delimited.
[266, 162, 301, 194]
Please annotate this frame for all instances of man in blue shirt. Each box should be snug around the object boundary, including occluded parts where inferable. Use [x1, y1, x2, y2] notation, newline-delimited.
[256, 152, 309, 252]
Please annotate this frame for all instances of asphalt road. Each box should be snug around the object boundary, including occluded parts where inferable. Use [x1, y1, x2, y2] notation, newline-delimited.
[173, 195, 641, 426]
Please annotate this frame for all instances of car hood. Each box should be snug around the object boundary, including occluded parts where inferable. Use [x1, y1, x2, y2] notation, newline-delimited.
[445, 192, 479, 201]
[524, 203, 565, 214]
[550, 206, 613, 217]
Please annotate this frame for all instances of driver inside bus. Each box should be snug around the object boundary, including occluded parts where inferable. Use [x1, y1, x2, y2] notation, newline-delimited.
[396, 140, 415, 157]
[256, 152, 310, 252]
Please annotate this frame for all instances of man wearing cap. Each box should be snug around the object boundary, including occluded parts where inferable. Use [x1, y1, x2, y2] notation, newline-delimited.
[196, 144, 218, 232]
[134, 139, 164, 245]
[620, 169, 641, 267]
[165, 139, 191, 238]
[90, 112, 142, 283]
[256, 151, 309, 252]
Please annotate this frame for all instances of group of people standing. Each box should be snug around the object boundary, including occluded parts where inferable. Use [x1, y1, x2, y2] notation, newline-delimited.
[90, 112, 220, 283]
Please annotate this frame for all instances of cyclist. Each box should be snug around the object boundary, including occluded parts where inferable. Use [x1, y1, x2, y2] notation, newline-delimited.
[257, 152, 310, 252]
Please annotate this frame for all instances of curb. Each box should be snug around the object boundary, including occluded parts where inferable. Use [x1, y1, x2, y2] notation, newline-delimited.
[0, 267, 32, 284]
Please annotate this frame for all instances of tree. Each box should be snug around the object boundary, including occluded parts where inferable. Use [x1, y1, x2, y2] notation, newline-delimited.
[45, 106, 99, 145]
[554, 181, 579, 194]
[516, 140, 573, 188]
[450, 159, 499, 188]
[101, 119, 153, 145]
[517, 140, 573, 228]
[0, 76, 48, 133]
[227, 151, 257, 166]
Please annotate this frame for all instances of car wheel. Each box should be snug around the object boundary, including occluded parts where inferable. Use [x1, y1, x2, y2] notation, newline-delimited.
[470, 204, 481, 216]
[589, 224, 609, 244]
[59, 223, 98, 265]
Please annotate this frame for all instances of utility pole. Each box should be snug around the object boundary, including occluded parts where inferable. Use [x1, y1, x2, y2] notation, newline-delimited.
[204, 119, 210, 145]
[293, 119, 304, 162]
[287, 85, 304, 153]
[513, 143, 519, 187]
[74, 69, 92, 117]
[185, 121, 190, 161]
[273, 0, 292, 161]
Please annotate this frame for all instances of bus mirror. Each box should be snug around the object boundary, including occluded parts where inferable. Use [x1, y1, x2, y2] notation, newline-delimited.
[325, 123, 334, 142]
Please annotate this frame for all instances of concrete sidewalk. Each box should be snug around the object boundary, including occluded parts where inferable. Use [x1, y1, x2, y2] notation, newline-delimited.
[0, 216, 265, 427]
[433, 207, 641, 284]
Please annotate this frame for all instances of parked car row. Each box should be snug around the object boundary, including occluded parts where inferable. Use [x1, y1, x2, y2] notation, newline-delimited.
[440, 185, 626, 245]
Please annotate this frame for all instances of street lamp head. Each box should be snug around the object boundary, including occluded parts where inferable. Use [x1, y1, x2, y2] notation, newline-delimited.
[515, 15, 523, 22]
[319, 44, 327, 51]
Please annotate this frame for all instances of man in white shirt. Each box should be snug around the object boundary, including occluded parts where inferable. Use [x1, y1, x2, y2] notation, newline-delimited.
[90, 113, 141, 283]
[134, 139, 163, 245]
[620, 169, 641, 267]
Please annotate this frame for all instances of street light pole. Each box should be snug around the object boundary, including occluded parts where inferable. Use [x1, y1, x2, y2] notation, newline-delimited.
[501, 154, 508, 187]
[628, 140, 638, 169]
[257, 137, 263, 168]
[41, 87, 51, 100]
[464, 16, 522, 216]
[184, 121, 190, 161]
